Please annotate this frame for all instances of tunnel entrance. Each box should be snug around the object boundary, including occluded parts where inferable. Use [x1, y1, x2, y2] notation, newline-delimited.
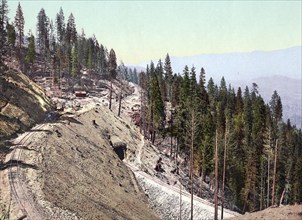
[112, 143, 127, 160]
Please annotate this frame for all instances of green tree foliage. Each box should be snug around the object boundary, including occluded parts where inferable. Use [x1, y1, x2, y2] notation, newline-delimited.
[71, 46, 77, 77]
[164, 53, 173, 101]
[49, 19, 56, 52]
[25, 33, 35, 65]
[6, 21, 16, 49]
[65, 13, 77, 46]
[0, 0, 8, 52]
[140, 55, 302, 213]
[87, 39, 93, 69]
[14, 2, 24, 50]
[36, 8, 49, 52]
[108, 48, 117, 79]
[55, 7, 65, 44]
[270, 90, 283, 123]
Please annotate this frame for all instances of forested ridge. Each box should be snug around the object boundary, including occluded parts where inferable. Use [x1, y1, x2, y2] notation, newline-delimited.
[0, 1, 137, 83]
[1, 0, 301, 216]
[136, 55, 302, 213]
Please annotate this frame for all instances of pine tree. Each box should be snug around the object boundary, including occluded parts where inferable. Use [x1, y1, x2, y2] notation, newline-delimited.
[14, 2, 24, 50]
[197, 68, 209, 117]
[87, 40, 92, 68]
[189, 66, 197, 99]
[156, 59, 166, 102]
[98, 44, 107, 74]
[6, 21, 16, 52]
[180, 65, 190, 103]
[55, 7, 65, 44]
[164, 53, 173, 102]
[71, 46, 77, 78]
[176, 66, 191, 153]
[108, 48, 117, 110]
[235, 87, 244, 114]
[0, 0, 8, 52]
[108, 48, 117, 79]
[49, 19, 56, 52]
[36, 8, 49, 52]
[117, 62, 128, 117]
[25, 33, 35, 66]
[149, 62, 165, 144]
[66, 13, 77, 46]
[132, 68, 138, 84]
[270, 90, 283, 123]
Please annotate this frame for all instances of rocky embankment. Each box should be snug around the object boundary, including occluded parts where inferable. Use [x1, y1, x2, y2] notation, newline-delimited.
[0, 64, 52, 140]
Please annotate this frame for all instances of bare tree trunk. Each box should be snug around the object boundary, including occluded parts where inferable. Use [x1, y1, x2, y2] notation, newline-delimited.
[267, 131, 271, 208]
[267, 152, 270, 207]
[260, 159, 263, 210]
[58, 59, 61, 89]
[170, 134, 173, 158]
[179, 184, 182, 220]
[140, 88, 143, 133]
[214, 129, 218, 220]
[140, 88, 147, 137]
[109, 79, 112, 110]
[117, 84, 122, 117]
[279, 187, 285, 206]
[221, 123, 228, 220]
[201, 153, 205, 182]
[175, 138, 179, 163]
[190, 110, 195, 220]
[170, 109, 173, 158]
[271, 139, 278, 206]
[152, 130, 156, 145]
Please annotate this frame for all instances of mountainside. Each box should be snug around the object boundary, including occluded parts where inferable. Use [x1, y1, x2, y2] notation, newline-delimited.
[0, 103, 160, 219]
[0, 64, 53, 140]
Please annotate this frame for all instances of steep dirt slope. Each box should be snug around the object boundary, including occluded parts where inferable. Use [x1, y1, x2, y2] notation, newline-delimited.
[1, 105, 159, 219]
[227, 205, 302, 220]
[0, 65, 52, 139]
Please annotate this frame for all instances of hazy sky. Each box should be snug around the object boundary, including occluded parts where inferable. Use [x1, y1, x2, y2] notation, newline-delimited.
[7, 0, 302, 64]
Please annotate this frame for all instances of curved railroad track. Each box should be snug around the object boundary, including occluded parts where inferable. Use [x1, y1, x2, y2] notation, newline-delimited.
[5, 124, 45, 220]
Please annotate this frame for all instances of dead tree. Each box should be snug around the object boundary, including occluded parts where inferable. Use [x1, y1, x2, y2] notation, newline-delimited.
[260, 158, 263, 210]
[214, 129, 219, 220]
[271, 139, 278, 206]
[279, 187, 286, 206]
[267, 130, 271, 208]
[190, 110, 195, 220]
[179, 184, 182, 220]
[221, 119, 229, 219]
[140, 87, 143, 134]
[117, 81, 123, 117]
[109, 79, 112, 110]
[267, 152, 270, 207]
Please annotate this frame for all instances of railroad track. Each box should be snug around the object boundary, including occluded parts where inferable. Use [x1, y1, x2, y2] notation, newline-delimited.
[126, 162, 240, 217]
[5, 124, 45, 220]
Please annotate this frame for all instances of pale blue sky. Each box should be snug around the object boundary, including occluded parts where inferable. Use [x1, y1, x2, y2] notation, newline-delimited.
[7, 0, 302, 64]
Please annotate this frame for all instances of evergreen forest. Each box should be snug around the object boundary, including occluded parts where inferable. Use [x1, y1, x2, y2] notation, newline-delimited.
[0, 1, 301, 214]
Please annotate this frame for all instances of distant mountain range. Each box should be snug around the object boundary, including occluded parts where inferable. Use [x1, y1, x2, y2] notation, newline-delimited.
[231, 75, 301, 129]
[128, 46, 301, 128]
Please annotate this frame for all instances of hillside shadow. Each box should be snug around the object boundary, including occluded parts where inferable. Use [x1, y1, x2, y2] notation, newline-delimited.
[58, 116, 83, 125]
[30, 129, 53, 134]
[0, 159, 38, 170]
[0, 143, 13, 154]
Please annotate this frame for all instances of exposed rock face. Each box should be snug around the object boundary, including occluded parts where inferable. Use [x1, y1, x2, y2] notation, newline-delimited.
[0, 66, 52, 139]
